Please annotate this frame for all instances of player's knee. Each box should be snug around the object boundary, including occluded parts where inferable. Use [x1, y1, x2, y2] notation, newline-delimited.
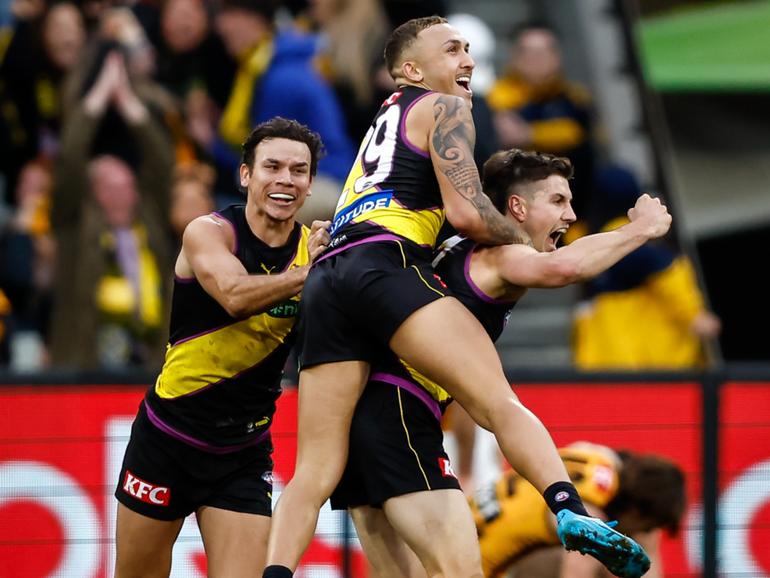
[291, 461, 345, 492]
[464, 391, 519, 432]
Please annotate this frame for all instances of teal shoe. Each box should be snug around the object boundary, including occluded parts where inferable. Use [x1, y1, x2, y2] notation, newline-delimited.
[556, 510, 651, 578]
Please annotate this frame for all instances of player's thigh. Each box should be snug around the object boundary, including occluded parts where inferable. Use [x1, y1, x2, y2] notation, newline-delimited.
[294, 361, 369, 489]
[350, 506, 426, 578]
[197, 506, 271, 578]
[114, 502, 184, 578]
[389, 296, 514, 429]
[382, 488, 483, 577]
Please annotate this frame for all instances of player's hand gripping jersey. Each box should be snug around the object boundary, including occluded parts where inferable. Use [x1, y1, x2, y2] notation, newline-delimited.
[328, 86, 445, 250]
[470, 445, 621, 577]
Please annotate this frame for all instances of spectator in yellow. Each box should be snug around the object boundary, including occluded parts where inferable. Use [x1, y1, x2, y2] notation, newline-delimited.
[488, 21, 595, 221]
[573, 165, 721, 370]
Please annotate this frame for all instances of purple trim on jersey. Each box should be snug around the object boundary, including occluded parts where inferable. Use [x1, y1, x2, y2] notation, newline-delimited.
[463, 245, 510, 304]
[170, 319, 237, 347]
[213, 211, 239, 255]
[360, 220, 434, 249]
[399, 90, 434, 159]
[315, 233, 403, 264]
[371, 372, 442, 421]
[174, 275, 196, 283]
[144, 400, 270, 454]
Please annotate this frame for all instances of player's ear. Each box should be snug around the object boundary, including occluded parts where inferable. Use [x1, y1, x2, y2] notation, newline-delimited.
[508, 194, 527, 222]
[402, 60, 423, 83]
[239, 163, 251, 188]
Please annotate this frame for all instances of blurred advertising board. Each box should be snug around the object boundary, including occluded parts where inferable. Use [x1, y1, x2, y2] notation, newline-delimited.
[0, 379, 768, 577]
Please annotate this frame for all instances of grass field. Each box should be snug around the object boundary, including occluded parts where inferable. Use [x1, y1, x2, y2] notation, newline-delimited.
[637, 0, 770, 91]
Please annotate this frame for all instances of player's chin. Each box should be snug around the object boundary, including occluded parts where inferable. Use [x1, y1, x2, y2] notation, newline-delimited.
[458, 89, 473, 105]
[267, 206, 300, 222]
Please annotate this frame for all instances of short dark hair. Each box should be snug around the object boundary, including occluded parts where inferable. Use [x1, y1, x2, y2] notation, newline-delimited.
[384, 15, 447, 78]
[241, 117, 324, 177]
[482, 149, 573, 214]
[605, 452, 687, 535]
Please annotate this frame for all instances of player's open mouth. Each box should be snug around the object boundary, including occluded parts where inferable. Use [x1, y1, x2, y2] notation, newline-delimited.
[268, 193, 296, 204]
[549, 228, 567, 246]
[456, 75, 472, 94]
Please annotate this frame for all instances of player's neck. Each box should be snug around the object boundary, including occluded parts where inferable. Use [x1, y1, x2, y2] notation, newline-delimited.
[397, 79, 431, 92]
[246, 204, 296, 247]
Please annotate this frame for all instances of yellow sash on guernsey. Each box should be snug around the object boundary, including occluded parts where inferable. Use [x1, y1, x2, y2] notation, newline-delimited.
[333, 151, 444, 247]
[398, 359, 452, 404]
[155, 227, 310, 398]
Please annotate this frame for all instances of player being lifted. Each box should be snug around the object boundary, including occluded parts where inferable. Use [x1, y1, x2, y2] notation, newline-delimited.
[330, 149, 673, 578]
[264, 17, 654, 578]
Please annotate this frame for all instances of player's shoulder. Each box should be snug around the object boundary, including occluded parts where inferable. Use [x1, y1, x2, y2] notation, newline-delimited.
[408, 91, 470, 122]
[483, 241, 538, 264]
[183, 212, 236, 251]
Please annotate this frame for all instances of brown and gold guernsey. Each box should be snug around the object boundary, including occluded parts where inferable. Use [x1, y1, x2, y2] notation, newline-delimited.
[327, 86, 444, 251]
[143, 205, 310, 453]
[471, 444, 621, 577]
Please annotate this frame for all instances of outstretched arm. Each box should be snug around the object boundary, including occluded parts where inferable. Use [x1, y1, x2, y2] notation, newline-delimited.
[429, 95, 530, 246]
[493, 194, 671, 290]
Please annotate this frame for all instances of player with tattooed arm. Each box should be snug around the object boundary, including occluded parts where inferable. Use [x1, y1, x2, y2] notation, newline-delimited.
[263, 17, 649, 578]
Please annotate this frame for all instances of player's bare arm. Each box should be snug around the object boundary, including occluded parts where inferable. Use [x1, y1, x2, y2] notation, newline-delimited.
[429, 94, 531, 246]
[177, 215, 308, 318]
[488, 194, 671, 291]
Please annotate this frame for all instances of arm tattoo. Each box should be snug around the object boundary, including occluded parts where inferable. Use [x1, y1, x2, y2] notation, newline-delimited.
[432, 96, 531, 246]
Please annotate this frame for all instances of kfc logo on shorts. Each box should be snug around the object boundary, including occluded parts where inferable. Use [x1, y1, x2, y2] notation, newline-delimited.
[438, 457, 457, 479]
[122, 470, 170, 506]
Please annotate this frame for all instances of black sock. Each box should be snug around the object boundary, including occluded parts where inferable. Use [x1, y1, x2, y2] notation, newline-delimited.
[543, 481, 589, 516]
[263, 565, 293, 578]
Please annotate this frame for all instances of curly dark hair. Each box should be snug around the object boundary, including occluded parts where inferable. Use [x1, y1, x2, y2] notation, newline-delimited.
[241, 117, 325, 177]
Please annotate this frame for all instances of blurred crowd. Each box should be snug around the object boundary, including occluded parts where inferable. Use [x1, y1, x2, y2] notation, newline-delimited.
[0, 0, 718, 372]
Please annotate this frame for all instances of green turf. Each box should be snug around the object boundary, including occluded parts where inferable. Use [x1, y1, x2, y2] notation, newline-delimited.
[637, 0, 770, 91]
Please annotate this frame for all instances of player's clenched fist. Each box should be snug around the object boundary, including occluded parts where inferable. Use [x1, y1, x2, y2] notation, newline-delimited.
[627, 193, 672, 239]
